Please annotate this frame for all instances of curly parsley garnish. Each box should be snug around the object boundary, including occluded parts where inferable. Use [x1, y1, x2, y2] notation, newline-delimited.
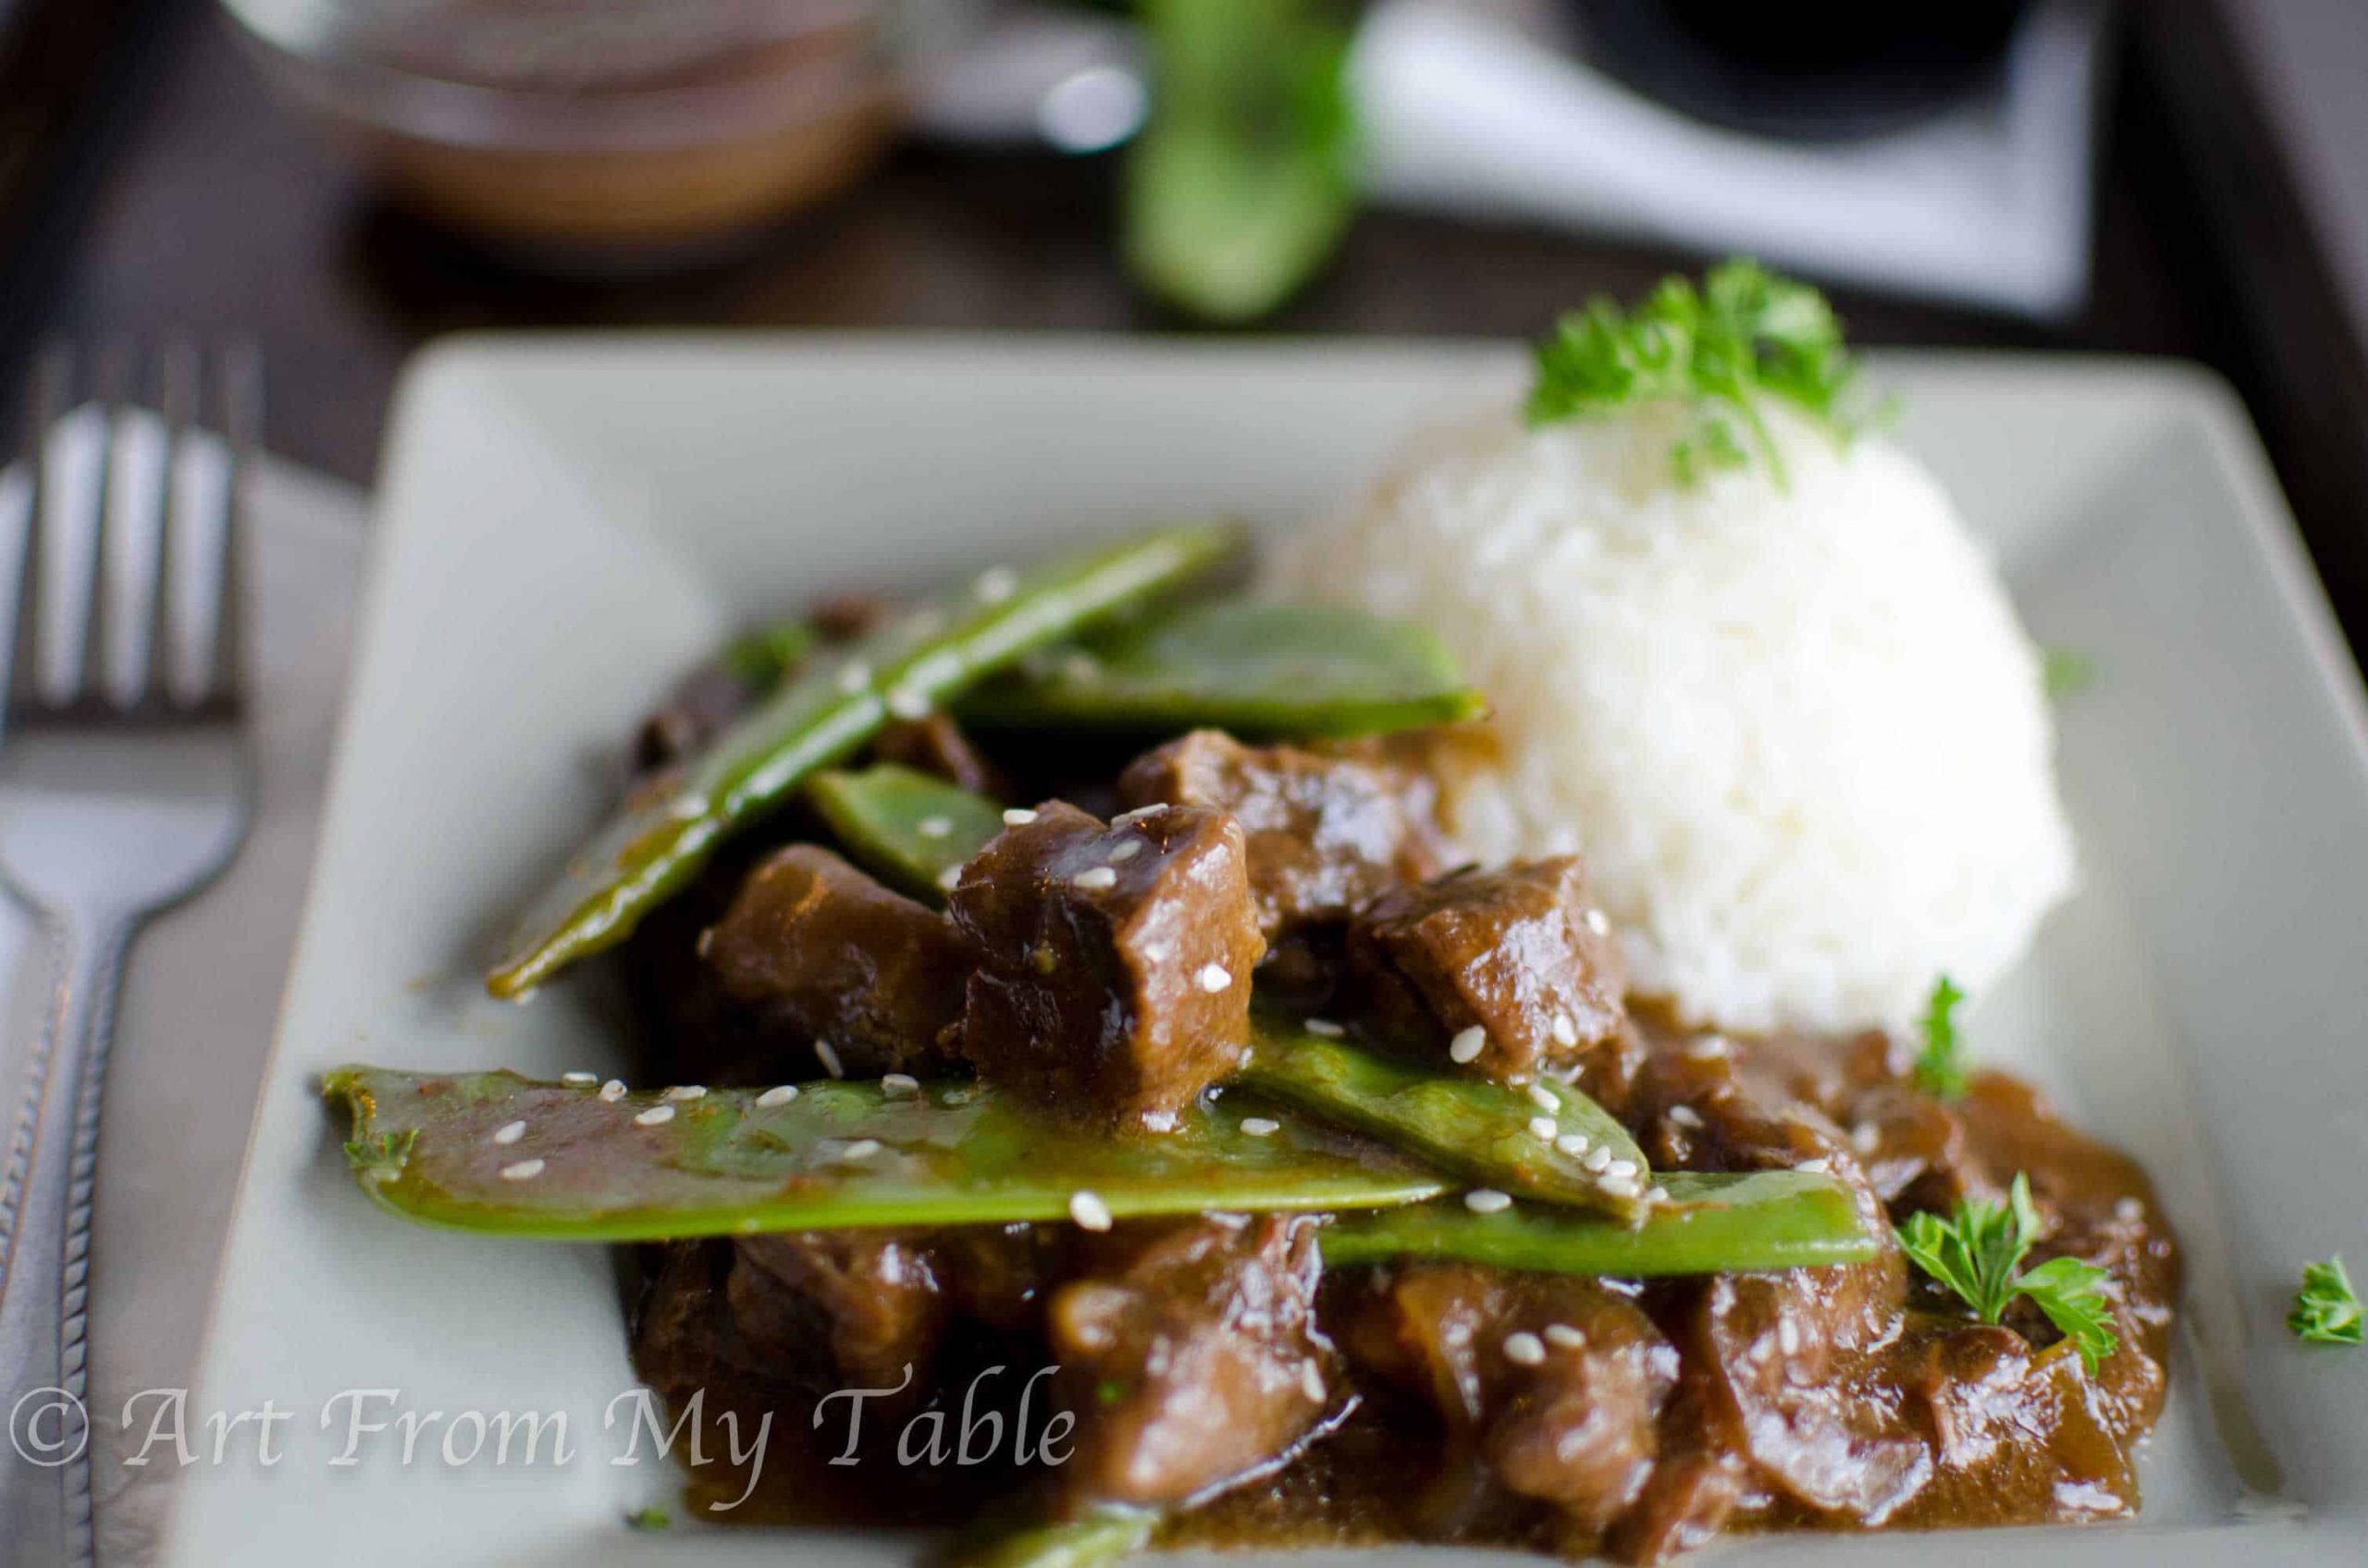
[1895, 1173, 2119, 1374]
[1913, 974, 1967, 1100]
[2289, 1255, 2363, 1346]
[1525, 258, 1866, 488]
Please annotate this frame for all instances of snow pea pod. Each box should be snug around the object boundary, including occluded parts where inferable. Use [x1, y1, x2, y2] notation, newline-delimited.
[955, 1508, 1156, 1568]
[486, 524, 1245, 997]
[960, 600, 1486, 740]
[806, 762, 1005, 903]
[323, 1067, 1446, 1241]
[1320, 1170, 1877, 1277]
[1240, 1019, 1653, 1221]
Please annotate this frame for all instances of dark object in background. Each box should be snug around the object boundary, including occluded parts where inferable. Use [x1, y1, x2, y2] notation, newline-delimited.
[1575, 0, 2035, 142]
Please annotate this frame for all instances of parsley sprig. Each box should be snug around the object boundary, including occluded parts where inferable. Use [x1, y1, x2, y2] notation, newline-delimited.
[1525, 259, 1866, 488]
[2288, 1255, 2363, 1346]
[1895, 1174, 2120, 1374]
[1913, 974, 1967, 1100]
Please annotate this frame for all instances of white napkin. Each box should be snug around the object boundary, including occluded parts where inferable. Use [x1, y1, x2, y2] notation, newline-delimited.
[0, 457, 366, 1563]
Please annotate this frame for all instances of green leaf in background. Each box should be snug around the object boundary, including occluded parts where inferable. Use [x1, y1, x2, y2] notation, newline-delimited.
[1125, 0, 1358, 324]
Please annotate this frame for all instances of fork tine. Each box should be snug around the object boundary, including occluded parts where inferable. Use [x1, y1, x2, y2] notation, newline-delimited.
[165, 345, 238, 710]
[35, 347, 106, 710]
[0, 444, 32, 740]
[100, 343, 171, 711]
[210, 340, 259, 707]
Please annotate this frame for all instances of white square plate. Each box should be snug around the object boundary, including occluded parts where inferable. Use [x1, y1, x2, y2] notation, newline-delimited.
[166, 340, 2368, 1564]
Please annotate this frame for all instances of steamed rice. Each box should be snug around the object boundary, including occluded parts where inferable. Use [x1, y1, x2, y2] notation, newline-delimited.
[1270, 399, 2074, 1035]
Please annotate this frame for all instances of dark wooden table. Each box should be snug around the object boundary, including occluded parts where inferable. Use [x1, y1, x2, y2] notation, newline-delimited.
[11, 1, 2367, 666]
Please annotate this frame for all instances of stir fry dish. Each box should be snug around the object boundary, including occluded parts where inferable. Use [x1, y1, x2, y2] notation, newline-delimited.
[327, 268, 2182, 1563]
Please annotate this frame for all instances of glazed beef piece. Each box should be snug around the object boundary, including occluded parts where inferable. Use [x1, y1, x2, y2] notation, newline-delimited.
[946, 801, 1266, 1129]
[1049, 1215, 1336, 1509]
[1346, 858, 1625, 1080]
[874, 711, 1015, 800]
[1116, 730, 1445, 937]
[1342, 1265, 1680, 1537]
[732, 1230, 951, 1393]
[703, 845, 972, 1079]
[636, 660, 761, 772]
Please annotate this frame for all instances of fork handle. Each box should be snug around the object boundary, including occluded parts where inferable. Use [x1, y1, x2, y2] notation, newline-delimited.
[0, 907, 131, 1568]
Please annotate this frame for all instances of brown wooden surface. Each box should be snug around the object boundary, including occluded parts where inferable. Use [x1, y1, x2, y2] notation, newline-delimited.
[18, 5, 2365, 666]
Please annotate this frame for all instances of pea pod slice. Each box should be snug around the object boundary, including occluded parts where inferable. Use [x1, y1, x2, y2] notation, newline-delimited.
[1240, 1019, 1652, 1221]
[323, 1067, 1447, 1241]
[1319, 1171, 1877, 1277]
[960, 601, 1486, 740]
[486, 524, 1245, 997]
[808, 763, 1005, 903]
[956, 1508, 1156, 1568]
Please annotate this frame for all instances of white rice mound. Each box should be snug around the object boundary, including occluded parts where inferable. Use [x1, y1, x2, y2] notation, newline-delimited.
[1270, 400, 2075, 1035]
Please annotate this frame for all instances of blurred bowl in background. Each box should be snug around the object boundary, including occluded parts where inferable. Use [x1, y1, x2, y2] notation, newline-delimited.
[221, 0, 937, 262]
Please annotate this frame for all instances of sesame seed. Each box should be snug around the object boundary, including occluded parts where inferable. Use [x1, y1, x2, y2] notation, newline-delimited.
[1069, 1190, 1114, 1231]
[696, 926, 715, 958]
[1301, 1362, 1326, 1402]
[757, 1085, 799, 1107]
[1503, 1331, 1547, 1366]
[1598, 1175, 1644, 1199]
[1196, 963, 1232, 994]
[1669, 1105, 1704, 1130]
[491, 1120, 527, 1145]
[1112, 804, 1167, 825]
[1141, 1109, 1177, 1133]
[882, 1073, 919, 1097]
[936, 864, 963, 892]
[835, 660, 871, 694]
[1777, 1320, 1802, 1356]
[1108, 839, 1142, 863]
[1464, 1189, 1512, 1215]
[1851, 1123, 1881, 1154]
[917, 815, 954, 839]
[1240, 1117, 1281, 1137]
[1528, 1117, 1560, 1141]
[1604, 1158, 1639, 1179]
[2115, 1197, 2144, 1223]
[663, 1085, 707, 1101]
[1796, 1156, 1832, 1174]
[975, 566, 1018, 603]
[1583, 1145, 1612, 1172]
[816, 1040, 845, 1078]
[561, 1071, 598, 1087]
[1304, 1018, 1345, 1038]
[1648, 1186, 1671, 1204]
[841, 1139, 882, 1160]
[634, 1105, 675, 1127]
[1448, 1026, 1486, 1064]
[1003, 807, 1039, 825]
[598, 1079, 626, 1102]
[1556, 1132, 1590, 1156]
[500, 1158, 546, 1181]
[1687, 1034, 1731, 1058]
[1550, 1012, 1579, 1048]
[1072, 866, 1119, 891]
[1584, 907, 1611, 937]
[1527, 1084, 1560, 1112]
[885, 687, 929, 721]
[1544, 1323, 1586, 1350]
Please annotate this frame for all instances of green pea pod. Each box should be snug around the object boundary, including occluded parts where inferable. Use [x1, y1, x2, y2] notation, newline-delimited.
[719, 619, 818, 687]
[1319, 1170, 1877, 1277]
[954, 1508, 1157, 1568]
[323, 1068, 1446, 1241]
[963, 601, 1486, 740]
[487, 524, 1245, 997]
[1240, 1020, 1653, 1221]
[807, 763, 1005, 903]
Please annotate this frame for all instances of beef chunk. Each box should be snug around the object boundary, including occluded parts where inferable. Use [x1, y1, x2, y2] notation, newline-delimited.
[731, 1230, 951, 1393]
[1343, 1265, 1678, 1536]
[703, 845, 971, 1078]
[1049, 1215, 1334, 1508]
[947, 801, 1265, 1128]
[1117, 730, 1444, 937]
[875, 711, 1015, 800]
[635, 661, 760, 772]
[1347, 858, 1625, 1080]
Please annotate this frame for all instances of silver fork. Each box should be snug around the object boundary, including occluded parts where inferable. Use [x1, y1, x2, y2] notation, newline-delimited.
[0, 344, 257, 1567]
